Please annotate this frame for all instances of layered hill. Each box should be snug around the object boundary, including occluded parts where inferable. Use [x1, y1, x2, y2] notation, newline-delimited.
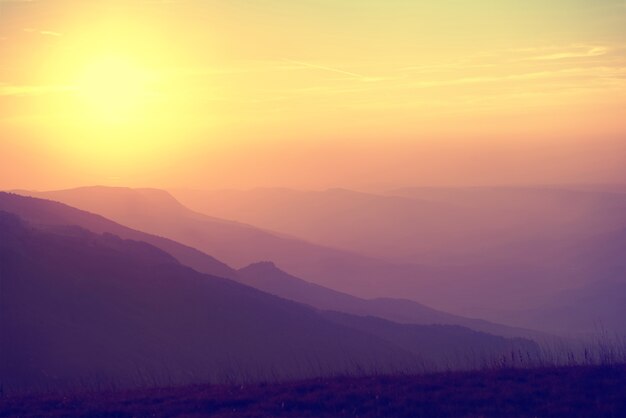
[170, 186, 626, 331]
[0, 192, 539, 339]
[0, 191, 236, 280]
[0, 210, 542, 393]
[0, 211, 421, 392]
[20, 186, 626, 335]
[171, 186, 626, 265]
[13, 187, 443, 305]
[237, 262, 542, 340]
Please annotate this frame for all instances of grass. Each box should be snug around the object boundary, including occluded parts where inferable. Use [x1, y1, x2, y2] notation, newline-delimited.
[2, 364, 626, 417]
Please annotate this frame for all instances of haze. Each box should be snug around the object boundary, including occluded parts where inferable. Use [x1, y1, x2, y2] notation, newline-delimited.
[1, 0, 625, 191]
[2, 2, 626, 414]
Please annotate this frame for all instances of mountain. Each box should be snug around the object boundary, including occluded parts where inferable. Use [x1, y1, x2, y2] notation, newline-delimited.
[13, 187, 440, 302]
[169, 186, 626, 324]
[171, 186, 626, 265]
[499, 276, 626, 336]
[16, 187, 625, 333]
[0, 192, 539, 339]
[320, 312, 538, 367]
[237, 262, 543, 340]
[171, 187, 463, 263]
[8, 188, 541, 323]
[0, 191, 237, 280]
[0, 211, 423, 392]
[1, 211, 540, 393]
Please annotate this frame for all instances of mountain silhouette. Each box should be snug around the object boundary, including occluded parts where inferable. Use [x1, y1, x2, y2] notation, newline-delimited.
[0, 191, 237, 279]
[0, 210, 541, 393]
[171, 186, 626, 264]
[15, 187, 624, 335]
[171, 186, 626, 329]
[6, 190, 543, 338]
[237, 262, 543, 340]
[0, 192, 542, 337]
[0, 211, 422, 392]
[320, 312, 538, 366]
[498, 270, 626, 335]
[14, 187, 444, 304]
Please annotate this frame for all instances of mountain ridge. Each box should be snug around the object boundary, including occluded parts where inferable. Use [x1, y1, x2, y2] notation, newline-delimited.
[0, 210, 425, 392]
[238, 261, 547, 340]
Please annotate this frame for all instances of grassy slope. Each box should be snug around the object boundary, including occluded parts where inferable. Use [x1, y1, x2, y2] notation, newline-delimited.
[2, 365, 625, 418]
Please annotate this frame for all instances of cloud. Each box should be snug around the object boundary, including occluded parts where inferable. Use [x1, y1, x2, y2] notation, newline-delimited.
[519, 45, 609, 61]
[283, 59, 386, 82]
[166, 60, 388, 82]
[40, 30, 61, 37]
[23, 28, 62, 37]
[0, 83, 73, 96]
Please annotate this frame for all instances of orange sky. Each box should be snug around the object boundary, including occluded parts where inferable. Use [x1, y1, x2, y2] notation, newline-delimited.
[1, 0, 625, 191]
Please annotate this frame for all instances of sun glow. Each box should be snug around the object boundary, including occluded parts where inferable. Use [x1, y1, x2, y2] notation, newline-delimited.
[59, 55, 178, 170]
[75, 56, 156, 125]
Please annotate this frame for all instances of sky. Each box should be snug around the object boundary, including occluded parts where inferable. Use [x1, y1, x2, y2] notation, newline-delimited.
[0, 0, 625, 191]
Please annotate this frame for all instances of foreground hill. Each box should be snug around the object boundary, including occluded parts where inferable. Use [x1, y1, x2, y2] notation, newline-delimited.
[0, 211, 421, 392]
[2, 365, 625, 418]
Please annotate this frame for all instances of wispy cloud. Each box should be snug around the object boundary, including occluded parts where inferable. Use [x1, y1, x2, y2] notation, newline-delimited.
[23, 27, 62, 37]
[283, 59, 366, 78]
[0, 83, 73, 96]
[283, 59, 386, 82]
[512, 44, 611, 62]
[141, 0, 183, 3]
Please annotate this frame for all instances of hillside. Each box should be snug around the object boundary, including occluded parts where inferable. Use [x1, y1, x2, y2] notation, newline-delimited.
[172, 186, 626, 265]
[2, 365, 625, 418]
[0, 192, 536, 339]
[13, 187, 557, 318]
[16, 188, 430, 286]
[170, 186, 626, 331]
[500, 277, 626, 335]
[19, 187, 626, 337]
[1, 208, 543, 394]
[0, 211, 421, 392]
[238, 262, 542, 340]
[0, 192, 237, 280]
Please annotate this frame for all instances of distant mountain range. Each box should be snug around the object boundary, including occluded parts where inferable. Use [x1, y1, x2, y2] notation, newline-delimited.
[497, 273, 626, 335]
[171, 186, 626, 265]
[14, 187, 461, 310]
[0, 196, 539, 392]
[170, 186, 626, 332]
[9, 186, 626, 336]
[4, 189, 542, 338]
[237, 261, 542, 340]
[0, 191, 532, 338]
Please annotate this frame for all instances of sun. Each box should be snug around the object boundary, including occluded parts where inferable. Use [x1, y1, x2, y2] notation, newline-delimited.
[76, 56, 155, 125]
